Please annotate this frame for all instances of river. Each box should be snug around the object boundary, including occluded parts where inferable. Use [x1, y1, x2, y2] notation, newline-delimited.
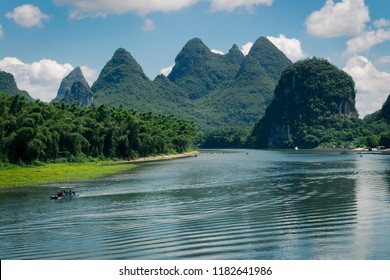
[1, 149, 389, 259]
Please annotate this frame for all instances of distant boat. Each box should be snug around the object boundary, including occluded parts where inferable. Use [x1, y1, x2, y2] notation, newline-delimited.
[50, 187, 79, 200]
[295, 146, 299, 151]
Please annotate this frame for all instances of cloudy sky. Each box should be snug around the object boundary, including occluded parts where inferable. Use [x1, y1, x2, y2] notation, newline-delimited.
[0, 0, 389, 117]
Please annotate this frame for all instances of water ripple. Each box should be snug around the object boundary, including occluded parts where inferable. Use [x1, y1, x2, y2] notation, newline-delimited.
[1, 150, 390, 259]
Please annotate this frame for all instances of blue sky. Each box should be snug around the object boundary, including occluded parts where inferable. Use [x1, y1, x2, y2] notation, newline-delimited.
[0, 0, 389, 117]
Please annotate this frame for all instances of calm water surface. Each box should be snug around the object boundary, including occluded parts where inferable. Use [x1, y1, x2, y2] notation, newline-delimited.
[1, 150, 389, 259]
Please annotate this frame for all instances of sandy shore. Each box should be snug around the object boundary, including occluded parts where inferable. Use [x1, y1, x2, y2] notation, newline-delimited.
[123, 151, 199, 164]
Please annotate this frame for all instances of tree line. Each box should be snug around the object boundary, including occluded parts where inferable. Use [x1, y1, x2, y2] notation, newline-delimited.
[0, 93, 197, 164]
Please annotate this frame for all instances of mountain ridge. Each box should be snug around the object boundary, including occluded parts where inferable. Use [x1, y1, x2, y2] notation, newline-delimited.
[52, 36, 293, 132]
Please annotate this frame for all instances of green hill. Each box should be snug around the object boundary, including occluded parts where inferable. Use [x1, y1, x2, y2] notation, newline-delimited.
[0, 70, 33, 100]
[56, 37, 293, 136]
[167, 38, 244, 99]
[251, 58, 360, 148]
[52, 67, 94, 107]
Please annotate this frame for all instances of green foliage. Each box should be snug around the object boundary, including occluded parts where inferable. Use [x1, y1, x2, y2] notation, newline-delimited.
[0, 93, 197, 164]
[168, 38, 245, 99]
[198, 126, 251, 148]
[0, 161, 138, 189]
[251, 58, 390, 149]
[379, 131, 390, 148]
[88, 38, 292, 135]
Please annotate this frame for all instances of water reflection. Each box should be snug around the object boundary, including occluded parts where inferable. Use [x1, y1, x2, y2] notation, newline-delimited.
[0, 150, 389, 259]
[353, 155, 390, 259]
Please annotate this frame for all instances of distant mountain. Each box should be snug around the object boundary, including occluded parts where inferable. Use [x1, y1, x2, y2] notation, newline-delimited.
[195, 37, 292, 127]
[58, 37, 293, 131]
[366, 94, 390, 124]
[91, 48, 152, 103]
[379, 94, 390, 124]
[251, 58, 358, 148]
[167, 38, 244, 99]
[91, 48, 195, 118]
[246, 37, 292, 82]
[167, 36, 291, 128]
[52, 67, 94, 107]
[0, 70, 33, 100]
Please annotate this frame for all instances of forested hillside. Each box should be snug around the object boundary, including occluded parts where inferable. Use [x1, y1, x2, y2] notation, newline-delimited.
[53, 37, 292, 133]
[0, 93, 196, 164]
[250, 58, 390, 149]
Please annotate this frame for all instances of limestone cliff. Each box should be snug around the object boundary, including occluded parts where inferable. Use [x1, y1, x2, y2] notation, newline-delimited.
[251, 58, 358, 148]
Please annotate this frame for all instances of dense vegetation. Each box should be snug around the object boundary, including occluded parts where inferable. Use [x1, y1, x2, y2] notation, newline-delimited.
[89, 37, 291, 133]
[198, 126, 251, 148]
[251, 58, 390, 149]
[2, 39, 389, 152]
[0, 92, 196, 164]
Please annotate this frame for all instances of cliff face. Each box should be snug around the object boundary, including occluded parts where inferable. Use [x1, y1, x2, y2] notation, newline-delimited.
[0, 70, 33, 100]
[251, 58, 358, 148]
[53, 67, 94, 107]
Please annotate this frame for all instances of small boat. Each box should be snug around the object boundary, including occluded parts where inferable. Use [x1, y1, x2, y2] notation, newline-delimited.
[50, 188, 79, 200]
[294, 146, 299, 151]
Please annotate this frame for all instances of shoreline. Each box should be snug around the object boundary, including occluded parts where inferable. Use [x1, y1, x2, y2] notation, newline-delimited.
[122, 151, 199, 164]
[0, 151, 199, 189]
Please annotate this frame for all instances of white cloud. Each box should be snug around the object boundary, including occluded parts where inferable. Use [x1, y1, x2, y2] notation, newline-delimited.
[344, 28, 390, 57]
[0, 57, 98, 102]
[6, 4, 50, 28]
[267, 34, 306, 62]
[378, 56, 390, 65]
[211, 49, 225, 55]
[55, 0, 274, 17]
[0, 24, 3, 39]
[343, 55, 390, 117]
[54, 0, 199, 18]
[209, 0, 273, 12]
[240, 42, 253, 56]
[142, 18, 155, 31]
[374, 18, 390, 28]
[160, 65, 174, 77]
[80, 66, 99, 86]
[305, 0, 369, 38]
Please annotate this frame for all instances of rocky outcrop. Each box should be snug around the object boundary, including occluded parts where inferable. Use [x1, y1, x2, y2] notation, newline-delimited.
[0, 70, 33, 100]
[251, 58, 358, 148]
[53, 67, 94, 107]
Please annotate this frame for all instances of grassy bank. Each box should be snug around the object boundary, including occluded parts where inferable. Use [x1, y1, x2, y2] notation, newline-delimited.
[0, 161, 136, 189]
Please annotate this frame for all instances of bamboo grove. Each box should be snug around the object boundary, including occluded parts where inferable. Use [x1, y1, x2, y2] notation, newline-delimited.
[0, 93, 197, 164]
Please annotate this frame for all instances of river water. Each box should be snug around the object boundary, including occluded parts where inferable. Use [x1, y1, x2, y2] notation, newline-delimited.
[1, 149, 389, 260]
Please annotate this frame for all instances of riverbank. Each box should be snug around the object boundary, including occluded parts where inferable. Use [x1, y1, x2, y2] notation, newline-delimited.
[0, 151, 199, 189]
[123, 151, 199, 163]
[0, 161, 137, 189]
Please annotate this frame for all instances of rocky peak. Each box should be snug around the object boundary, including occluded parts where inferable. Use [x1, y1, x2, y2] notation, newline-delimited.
[226, 44, 244, 64]
[246, 36, 292, 82]
[0, 70, 33, 100]
[53, 67, 94, 107]
[91, 48, 149, 94]
[168, 38, 211, 80]
[110, 48, 147, 78]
